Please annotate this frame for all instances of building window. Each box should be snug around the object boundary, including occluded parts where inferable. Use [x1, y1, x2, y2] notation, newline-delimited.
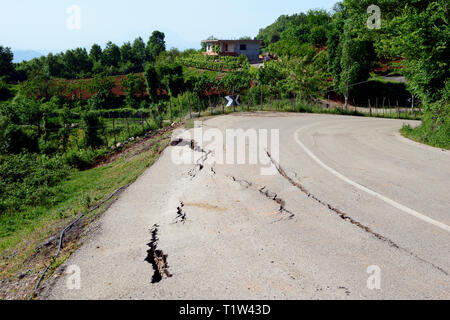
[240, 44, 247, 51]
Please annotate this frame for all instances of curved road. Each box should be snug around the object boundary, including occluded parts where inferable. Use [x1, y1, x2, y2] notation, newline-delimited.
[42, 113, 450, 300]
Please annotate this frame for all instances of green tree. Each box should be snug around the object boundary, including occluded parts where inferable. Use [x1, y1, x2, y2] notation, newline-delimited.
[147, 31, 166, 62]
[90, 44, 103, 62]
[131, 37, 147, 71]
[45, 53, 65, 78]
[222, 69, 251, 111]
[284, 55, 328, 102]
[377, 1, 449, 103]
[120, 73, 146, 108]
[58, 105, 72, 152]
[120, 42, 134, 73]
[63, 48, 93, 78]
[90, 44, 104, 74]
[87, 74, 115, 109]
[0, 46, 15, 82]
[0, 80, 13, 101]
[19, 69, 55, 101]
[338, 19, 375, 109]
[81, 111, 103, 148]
[102, 41, 121, 71]
[144, 63, 159, 103]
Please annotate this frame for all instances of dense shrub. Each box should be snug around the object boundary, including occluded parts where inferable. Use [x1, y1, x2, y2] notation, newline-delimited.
[81, 111, 104, 148]
[0, 153, 70, 214]
[402, 93, 450, 149]
[0, 119, 39, 154]
[178, 54, 242, 71]
[63, 149, 96, 170]
[0, 81, 13, 101]
[39, 139, 59, 155]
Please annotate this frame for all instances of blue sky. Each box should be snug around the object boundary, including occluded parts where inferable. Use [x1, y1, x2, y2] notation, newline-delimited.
[1, 0, 337, 53]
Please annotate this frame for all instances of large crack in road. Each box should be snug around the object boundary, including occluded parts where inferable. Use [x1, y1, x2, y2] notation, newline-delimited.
[266, 151, 448, 276]
[145, 225, 173, 283]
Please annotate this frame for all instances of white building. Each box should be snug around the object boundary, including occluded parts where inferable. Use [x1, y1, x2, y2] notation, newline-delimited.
[201, 39, 261, 62]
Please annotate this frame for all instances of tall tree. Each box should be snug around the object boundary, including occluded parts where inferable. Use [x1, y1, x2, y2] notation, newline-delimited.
[120, 73, 145, 108]
[102, 41, 121, 69]
[0, 46, 15, 82]
[144, 63, 159, 103]
[132, 37, 147, 71]
[89, 44, 103, 62]
[337, 17, 375, 110]
[147, 31, 166, 62]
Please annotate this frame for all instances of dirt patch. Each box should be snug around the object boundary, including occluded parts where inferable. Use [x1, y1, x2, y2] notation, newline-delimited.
[183, 202, 227, 212]
[94, 124, 183, 168]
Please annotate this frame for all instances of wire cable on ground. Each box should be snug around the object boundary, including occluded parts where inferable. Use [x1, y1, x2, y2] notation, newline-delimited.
[33, 183, 132, 295]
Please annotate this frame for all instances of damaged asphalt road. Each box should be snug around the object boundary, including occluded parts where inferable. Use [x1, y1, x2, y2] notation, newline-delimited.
[42, 113, 450, 300]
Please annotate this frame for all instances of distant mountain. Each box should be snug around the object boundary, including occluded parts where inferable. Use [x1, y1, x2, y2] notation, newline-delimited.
[12, 50, 45, 63]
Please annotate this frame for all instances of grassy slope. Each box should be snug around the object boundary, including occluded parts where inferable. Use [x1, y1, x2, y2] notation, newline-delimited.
[401, 124, 450, 150]
[0, 128, 174, 298]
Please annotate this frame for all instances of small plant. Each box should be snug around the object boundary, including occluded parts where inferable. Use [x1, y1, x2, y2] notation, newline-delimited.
[63, 149, 96, 170]
[82, 194, 92, 209]
[81, 111, 104, 149]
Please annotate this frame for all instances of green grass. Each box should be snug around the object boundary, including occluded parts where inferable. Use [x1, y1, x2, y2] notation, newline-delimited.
[233, 98, 421, 120]
[401, 123, 450, 150]
[183, 66, 225, 80]
[368, 75, 405, 84]
[0, 130, 173, 282]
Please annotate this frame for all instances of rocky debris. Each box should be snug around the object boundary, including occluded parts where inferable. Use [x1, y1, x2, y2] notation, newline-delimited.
[36, 236, 57, 252]
[174, 202, 187, 224]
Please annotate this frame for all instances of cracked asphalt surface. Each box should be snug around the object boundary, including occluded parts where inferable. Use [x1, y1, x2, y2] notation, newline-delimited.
[42, 113, 450, 300]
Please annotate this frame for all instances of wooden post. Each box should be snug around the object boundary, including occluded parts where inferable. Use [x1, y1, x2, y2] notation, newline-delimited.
[112, 118, 117, 145]
[376, 97, 378, 116]
[369, 99, 372, 117]
[232, 86, 236, 113]
[293, 92, 296, 112]
[411, 95, 415, 118]
[187, 94, 192, 119]
[396, 100, 400, 118]
[126, 117, 130, 137]
[382, 97, 386, 117]
[169, 98, 173, 123]
[260, 85, 263, 110]
[344, 82, 349, 112]
[197, 95, 201, 117]
[178, 96, 182, 122]
[208, 94, 213, 116]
